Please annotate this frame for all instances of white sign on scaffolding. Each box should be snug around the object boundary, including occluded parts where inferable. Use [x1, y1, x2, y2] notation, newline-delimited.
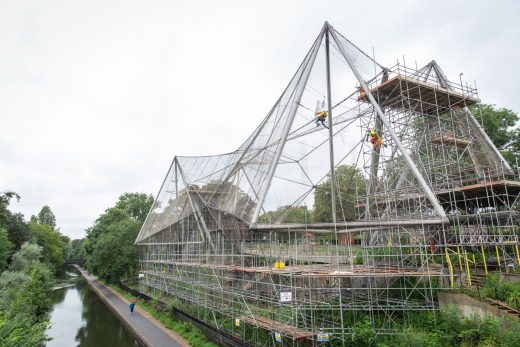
[280, 291, 292, 302]
[317, 332, 329, 342]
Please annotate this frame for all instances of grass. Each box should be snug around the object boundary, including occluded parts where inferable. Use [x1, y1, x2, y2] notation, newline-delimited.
[108, 284, 218, 347]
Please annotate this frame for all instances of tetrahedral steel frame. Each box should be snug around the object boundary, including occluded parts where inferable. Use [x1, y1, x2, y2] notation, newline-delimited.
[135, 22, 520, 346]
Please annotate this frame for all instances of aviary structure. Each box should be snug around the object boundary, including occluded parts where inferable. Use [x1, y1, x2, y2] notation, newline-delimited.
[135, 23, 520, 346]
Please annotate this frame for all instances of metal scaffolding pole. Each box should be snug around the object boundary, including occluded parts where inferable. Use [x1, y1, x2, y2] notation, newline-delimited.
[329, 26, 448, 222]
[250, 27, 326, 225]
[325, 23, 337, 225]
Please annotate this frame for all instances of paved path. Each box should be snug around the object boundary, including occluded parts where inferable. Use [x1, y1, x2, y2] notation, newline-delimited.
[74, 266, 189, 347]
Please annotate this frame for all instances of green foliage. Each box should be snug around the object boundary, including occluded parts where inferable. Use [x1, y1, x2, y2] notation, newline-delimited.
[0, 192, 30, 254]
[23, 263, 54, 317]
[506, 285, 520, 310]
[471, 104, 519, 170]
[68, 238, 86, 260]
[36, 205, 57, 230]
[85, 192, 153, 282]
[88, 219, 141, 282]
[114, 192, 154, 221]
[349, 305, 520, 347]
[313, 165, 366, 222]
[350, 317, 375, 347]
[0, 194, 65, 345]
[4, 213, 31, 254]
[473, 104, 518, 149]
[353, 251, 363, 265]
[0, 315, 50, 347]
[0, 228, 12, 271]
[0, 191, 19, 228]
[9, 242, 43, 272]
[30, 222, 66, 273]
[0, 271, 31, 312]
[258, 206, 309, 224]
[437, 305, 463, 344]
[480, 274, 520, 310]
[0, 243, 54, 346]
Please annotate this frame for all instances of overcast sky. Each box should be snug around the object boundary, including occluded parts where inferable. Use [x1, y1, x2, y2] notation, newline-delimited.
[1, 0, 519, 240]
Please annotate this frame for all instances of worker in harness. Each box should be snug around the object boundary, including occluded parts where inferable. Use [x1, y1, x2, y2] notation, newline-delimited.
[315, 100, 329, 129]
[367, 129, 386, 148]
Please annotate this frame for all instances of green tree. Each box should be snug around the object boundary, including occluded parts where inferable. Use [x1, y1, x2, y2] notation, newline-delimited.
[37, 205, 57, 230]
[88, 219, 141, 282]
[0, 228, 12, 272]
[0, 243, 53, 346]
[114, 192, 154, 221]
[68, 239, 86, 260]
[22, 263, 54, 317]
[258, 206, 310, 224]
[313, 165, 366, 222]
[0, 271, 31, 311]
[29, 222, 66, 273]
[9, 243, 43, 272]
[471, 104, 520, 170]
[5, 212, 31, 253]
[0, 191, 19, 228]
[0, 192, 30, 254]
[84, 192, 153, 282]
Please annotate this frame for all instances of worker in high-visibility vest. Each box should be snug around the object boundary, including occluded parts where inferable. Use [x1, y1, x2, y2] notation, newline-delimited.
[314, 99, 329, 129]
[367, 129, 386, 148]
[315, 110, 328, 128]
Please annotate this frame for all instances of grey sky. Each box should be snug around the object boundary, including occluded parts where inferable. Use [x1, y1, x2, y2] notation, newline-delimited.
[1, 1, 519, 239]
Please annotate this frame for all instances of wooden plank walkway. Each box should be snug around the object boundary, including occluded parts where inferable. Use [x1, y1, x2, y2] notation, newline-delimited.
[240, 315, 314, 340]
[143, 260, 442, 277]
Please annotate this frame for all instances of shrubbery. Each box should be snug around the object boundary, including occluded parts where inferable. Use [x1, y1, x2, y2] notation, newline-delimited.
[343, 305, 520, 347]
[0, 243, 55, 346]
[481, 273, 520, 309]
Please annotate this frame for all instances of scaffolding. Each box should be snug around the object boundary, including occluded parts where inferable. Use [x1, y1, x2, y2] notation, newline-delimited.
[135, 22, 520, 346]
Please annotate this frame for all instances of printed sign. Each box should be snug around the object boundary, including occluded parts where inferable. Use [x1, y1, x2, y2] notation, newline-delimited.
[280, 291, 292, 302]
[138, 273, 145, 278]
[274, 332, 282, 342]
[317, 332, 329, 342]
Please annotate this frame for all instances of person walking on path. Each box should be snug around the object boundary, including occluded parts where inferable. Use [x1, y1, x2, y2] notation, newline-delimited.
[129, 299, 136, 315]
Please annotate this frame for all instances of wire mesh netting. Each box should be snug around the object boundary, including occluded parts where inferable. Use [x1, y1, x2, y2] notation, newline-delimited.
[135, 23, 520, 346]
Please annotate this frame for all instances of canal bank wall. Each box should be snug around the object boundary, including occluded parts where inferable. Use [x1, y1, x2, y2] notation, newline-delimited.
[74, 265, 189, 347]
[438, 292, 519, 321]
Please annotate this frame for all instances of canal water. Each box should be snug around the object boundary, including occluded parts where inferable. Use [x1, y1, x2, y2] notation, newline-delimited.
[46, 269, 142, 347]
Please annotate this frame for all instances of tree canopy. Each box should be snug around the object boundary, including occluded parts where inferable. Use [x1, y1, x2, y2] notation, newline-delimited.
[313, 164, 366, 223]
[0, 192, 30, 254]
[84, 192, 153, 282]
[258, 206, 310, 224]
[29, 222, 66, 273]
[0, 228, 12, 272]
[0, 192, 72, 344]
[472, 104, 519, 170]
[0, 243, 54, 346]
[37, 205, 57, 231]
[68, 238, 86, 260]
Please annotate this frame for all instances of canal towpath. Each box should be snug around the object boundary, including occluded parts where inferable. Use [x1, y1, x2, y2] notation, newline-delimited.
[74, 265, 190, 347]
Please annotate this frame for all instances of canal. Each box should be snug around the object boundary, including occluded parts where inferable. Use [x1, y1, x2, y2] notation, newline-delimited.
[46, 268, 142, 347]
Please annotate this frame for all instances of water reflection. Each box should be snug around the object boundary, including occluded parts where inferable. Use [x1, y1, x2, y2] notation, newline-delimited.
[46, 270, 141, 347]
